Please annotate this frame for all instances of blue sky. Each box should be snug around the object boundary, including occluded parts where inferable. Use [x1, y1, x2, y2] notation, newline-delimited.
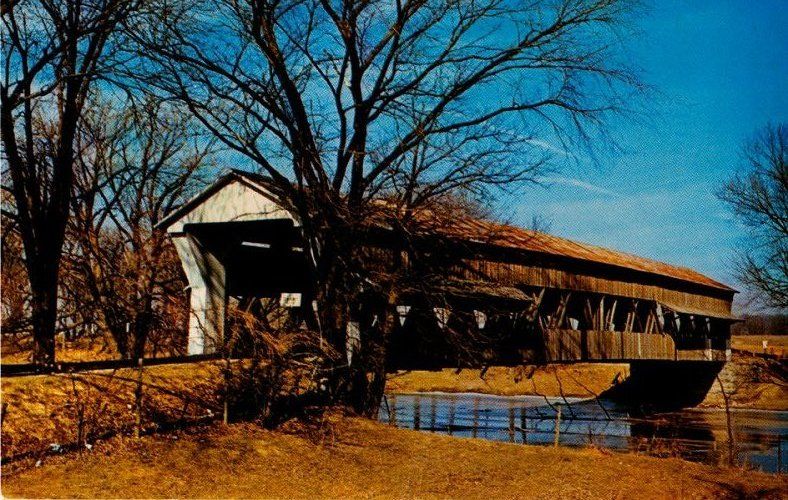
[507, 0, 788, 309]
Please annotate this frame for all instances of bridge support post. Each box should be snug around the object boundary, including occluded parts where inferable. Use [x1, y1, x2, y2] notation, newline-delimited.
[173, 234, 227, 355]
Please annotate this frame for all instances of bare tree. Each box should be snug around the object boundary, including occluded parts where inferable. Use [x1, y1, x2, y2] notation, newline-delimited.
[127, 0, 642, 414]
[0, 200, 31, 339]
[719, 123, 787, 310]
[63, 97, 214, 359]
[1, 0, 139, 365]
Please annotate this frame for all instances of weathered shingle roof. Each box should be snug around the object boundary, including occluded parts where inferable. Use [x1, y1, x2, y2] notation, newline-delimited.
[444, 217, 735, 293]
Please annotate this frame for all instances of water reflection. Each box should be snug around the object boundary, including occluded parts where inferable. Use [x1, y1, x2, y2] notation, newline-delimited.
[382, 393, 787, 473]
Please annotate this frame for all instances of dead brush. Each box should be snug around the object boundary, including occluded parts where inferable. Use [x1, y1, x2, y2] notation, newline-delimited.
[61, 369, 123, 453]
[278, 408, 346, 447]
[221, 299, 338, 428]
[643, 434, 691, 460]
[585, 427, 609, 452]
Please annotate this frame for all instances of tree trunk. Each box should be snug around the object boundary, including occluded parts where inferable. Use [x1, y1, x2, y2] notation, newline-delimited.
[344, 288, 399, 417]
[355, 290, 399, 416]
[28, 255, 59, 367]
[346, 352, 388, 417]
[109, 323, 130, 359]
[308, 220, 397, 417]
[132, 301, 154, 360]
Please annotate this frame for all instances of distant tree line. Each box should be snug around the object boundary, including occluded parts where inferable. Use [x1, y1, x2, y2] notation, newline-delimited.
[731, 314, 788, 336]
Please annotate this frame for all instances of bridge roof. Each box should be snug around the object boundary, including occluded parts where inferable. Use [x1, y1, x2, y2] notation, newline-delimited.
[444, 216, 735, 293]
[161, 169, 735, 295]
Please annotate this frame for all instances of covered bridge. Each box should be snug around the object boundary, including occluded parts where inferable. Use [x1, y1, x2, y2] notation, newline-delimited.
[159, 170, 737, 370]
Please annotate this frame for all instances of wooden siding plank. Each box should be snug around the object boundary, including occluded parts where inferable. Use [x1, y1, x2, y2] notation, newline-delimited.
[460, 259, 732, 315]
[545, 329, 679, 362]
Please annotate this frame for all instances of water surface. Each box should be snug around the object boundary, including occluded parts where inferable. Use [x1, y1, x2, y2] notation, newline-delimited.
[381, 393, 787, 473]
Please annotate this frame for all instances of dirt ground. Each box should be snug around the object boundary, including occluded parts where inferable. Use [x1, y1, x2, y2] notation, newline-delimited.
[387, 363, 628, 398]
[2, 415, 785, 499]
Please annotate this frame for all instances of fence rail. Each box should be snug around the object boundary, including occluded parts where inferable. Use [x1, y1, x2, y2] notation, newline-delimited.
[0, 353, 223, 378]
[3, 342, 757, 380]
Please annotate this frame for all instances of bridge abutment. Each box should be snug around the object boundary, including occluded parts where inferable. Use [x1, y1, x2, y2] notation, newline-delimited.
[602, 360, 725, 411]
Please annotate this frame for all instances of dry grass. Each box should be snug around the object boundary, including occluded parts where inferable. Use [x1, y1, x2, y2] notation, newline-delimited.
[1, 361, 222, 460]
[2, 354, 785, 498]
[2, 362, 625, 467]
[2, 415, 785, 499]
[1, 334, 186, 364]
[1, 335, 121, 364]
[4, 354, 783, 462]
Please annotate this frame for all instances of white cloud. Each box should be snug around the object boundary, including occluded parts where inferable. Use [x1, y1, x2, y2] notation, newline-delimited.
[539, 176, 621, 198]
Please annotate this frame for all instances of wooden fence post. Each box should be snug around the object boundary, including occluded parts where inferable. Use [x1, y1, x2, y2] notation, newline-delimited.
[135, 357, 143, 439]
[508, 406, 515, 443]
[520, 407, 528, 444]
[223, 353, 230, 425]
[554, 406, 561, 448]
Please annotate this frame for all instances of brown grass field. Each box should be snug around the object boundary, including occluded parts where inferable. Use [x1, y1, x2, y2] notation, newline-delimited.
[1, 361, 223, 460]
[1, 338, 784, 499]
[0, 361, 633, 463]
[2, 414, 786, 499]
[732, 335, 788, 358]
[1, 350, 786, 498]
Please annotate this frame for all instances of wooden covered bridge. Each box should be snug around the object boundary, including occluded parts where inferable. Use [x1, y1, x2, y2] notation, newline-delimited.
[159, 170, 738, 375]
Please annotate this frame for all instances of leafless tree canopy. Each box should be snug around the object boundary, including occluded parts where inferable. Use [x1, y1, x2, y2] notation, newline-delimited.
[1, 203, 29, 337]
[128, 0, 638, 205]
[2, 0, 644, 417]
[719, 123, 788, 310]
[120, 0, 643, 413]
[1, 92, 214, 362]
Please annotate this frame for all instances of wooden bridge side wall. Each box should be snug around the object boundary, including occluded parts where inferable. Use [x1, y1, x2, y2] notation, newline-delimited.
[542, 330, 730, 362]
[545, 329, 677, 362]
[361, 235, 734, 316]
[457, 258, 733, 316]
